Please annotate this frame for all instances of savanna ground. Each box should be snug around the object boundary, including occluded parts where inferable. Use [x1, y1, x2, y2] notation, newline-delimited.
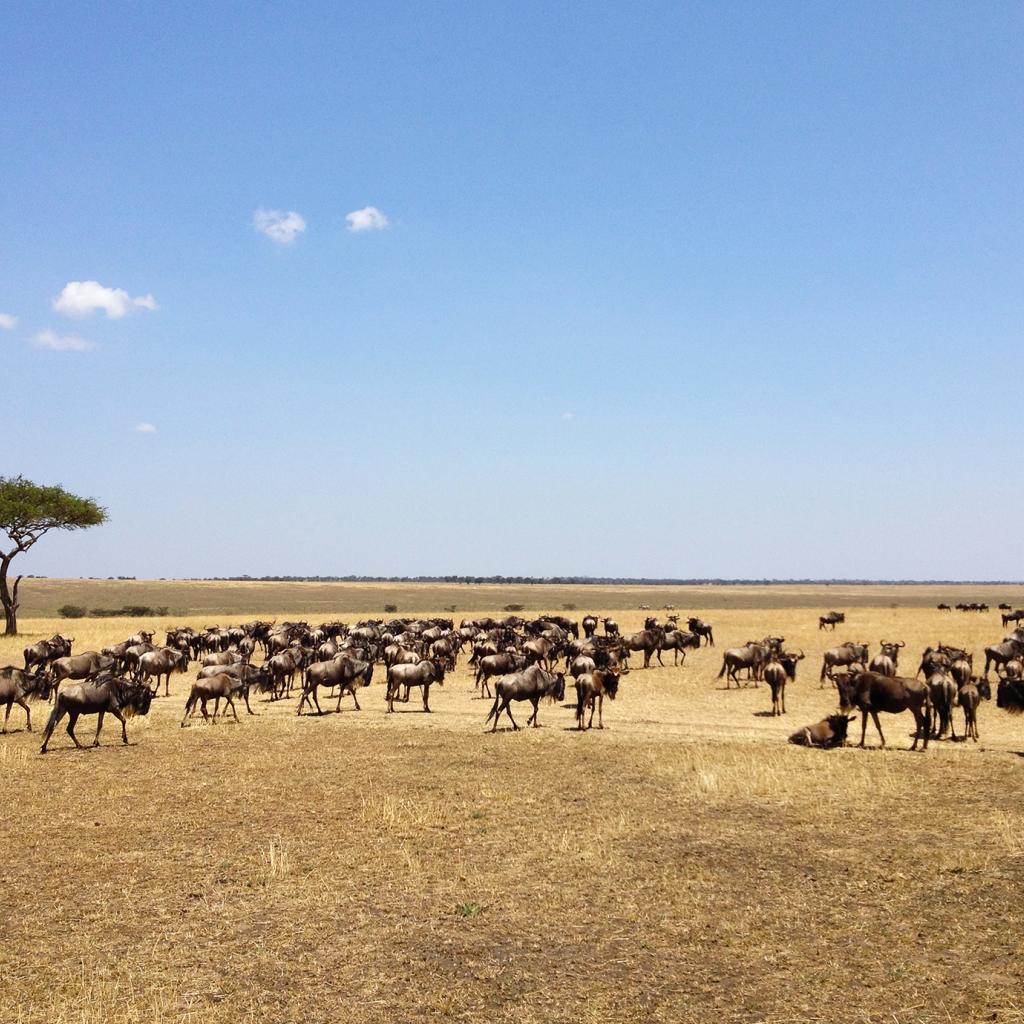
[1, 581, 1023, 1024]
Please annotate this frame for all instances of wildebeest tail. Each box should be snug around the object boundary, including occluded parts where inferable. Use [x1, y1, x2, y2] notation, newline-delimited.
[484, 693, 500, 724]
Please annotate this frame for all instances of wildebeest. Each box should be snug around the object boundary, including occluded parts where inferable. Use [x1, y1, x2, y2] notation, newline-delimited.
[386, 659, 445, 713]
[937, 603, 951, 612]
[49, 652, 117, 690]
[297, 657, 373, 715]
[1002, 610, 1024, 628]
[718, 641, 768, 687]
[983, 639, 1024, 679]
[23, 634, 72, 673]
[484, 666, 565, 732]
[620, 626, 664, 669]
[927, 672, 958, 739]
[788, 714, 855, 748]
[820, 642, 869, 684]
[40, 675, 154, 753]
[574, 669, 621, 730]
[136, 647, 188, 696]
[582, 615, 599, 639]
[181, 672, 252, 724]
[958, 677, 990, 741]
[0, 667, 51, 732]
[603, 618, 619, 637]
[762, 657, 788, 716]
[818, 611, 845, 631]
[687, 618, 714, 646]
[834, 671, 930, 751]
[474, 652, 526, 698]
[659, 629, 700, 665]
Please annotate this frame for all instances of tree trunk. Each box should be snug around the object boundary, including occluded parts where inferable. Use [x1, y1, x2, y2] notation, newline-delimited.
[0, 555, 19, 636]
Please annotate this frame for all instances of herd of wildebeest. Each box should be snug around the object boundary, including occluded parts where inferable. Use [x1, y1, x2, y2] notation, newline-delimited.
[3, 604, 1024, 754]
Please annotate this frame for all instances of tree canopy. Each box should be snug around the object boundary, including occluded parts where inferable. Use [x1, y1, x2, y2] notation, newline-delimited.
[0, 475, 107, 554]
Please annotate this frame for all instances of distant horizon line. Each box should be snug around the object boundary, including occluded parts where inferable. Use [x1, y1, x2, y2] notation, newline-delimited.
[25, 574, 1024, 587]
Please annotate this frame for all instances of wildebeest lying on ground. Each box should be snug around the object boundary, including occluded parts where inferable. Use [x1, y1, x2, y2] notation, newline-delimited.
[181, 671, 254, 725]
[40, 675, 154, 753]
[834, 671, 930, 751]
[297, 657, 373, 715]
[0, 667, 51, 733]
[575, 669, 621, 730]
[484, 666, 565, 732]
[386, 659, 445, 713]
[788, 714, 855, 748]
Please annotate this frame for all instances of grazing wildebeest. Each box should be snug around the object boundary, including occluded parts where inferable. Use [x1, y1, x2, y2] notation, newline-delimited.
[297, 658, 373, 715]
[484, 667, 565, 732]
[1002, 610, 1024, 628]
[136, 647, 188, 696]
[927, 672, 958, 739]
[937, 603, 951, 612]
[49, 652, 116, 691]
[0, 667, 51, 732]
[474, 652, 526, 698]
[40, 676, 154, 753]
[983, 639, 1024, 679]
[582, 615, 599, 639]
[181, 672, 252, 724]
[717, 641, 768, 687]
[687, 618, 714, 646]
[574, 669, 622, 730]
[603, 618, 620, 637]
[788, 714, 855, 748]
[820, 642, 869, 684]
[957, 677, 990, 741]
[23, 634, 72, 673]
[386, 660, 445, 713]
[834, 671, 930, 751]
[818, 611, 845, 631]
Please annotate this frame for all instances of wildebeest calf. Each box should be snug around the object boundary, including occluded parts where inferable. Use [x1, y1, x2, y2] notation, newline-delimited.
[788, 714, 855, 748]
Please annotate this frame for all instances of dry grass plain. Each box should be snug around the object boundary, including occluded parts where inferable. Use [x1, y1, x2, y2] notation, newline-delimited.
[2, 585, 1023, 1023]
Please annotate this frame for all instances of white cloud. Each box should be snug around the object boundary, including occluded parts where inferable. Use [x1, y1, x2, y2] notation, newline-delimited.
[254, 208, 307, 244]
[134, 422, 157, 433]
[33, 329, 96, 352]
[0, 313, 17, 330]
[53, 280, 157, 319]
[345, 206, 390, 232]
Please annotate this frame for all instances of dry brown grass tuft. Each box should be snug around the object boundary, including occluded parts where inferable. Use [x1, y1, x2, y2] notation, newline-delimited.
[1, 588, 1023, 1022]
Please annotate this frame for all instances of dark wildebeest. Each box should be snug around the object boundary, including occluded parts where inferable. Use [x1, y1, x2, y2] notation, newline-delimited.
[659, 629, 700, 665]
[762, 657, 788, 716]
[23, 634, 72, 673]
[927, 672, 958, 739]
[917, 646, 951, 679]
[957, 677, 990, 742]
[788, 714, 856, 748]
[40, 676, 154, 753]
[718, 642, 768, 687]
[834, 671, 930, 751]
[297, 658, 373, 715]
[136, 647, 188, 696]
[474, 652, 526, 698]
[687, 618, 714, 646]
[818, 611, 845, 631]
[484, 667, 565, 732]
[820, 642, 869, 684]
[0, 667, 51, 732]
[522, 637, 560, 672]
[1002, 610, 1024, 628]
[983, 639, 1024, 679]
[575, 669, 622, 730]
[868, 641, 905, 678]
[386, 660, 445, 713]
[996, 676, 1024, 714]
[937, 603, 951, 612]
[582, 615, 599, 639]
[181, 672, 251, 724]
[603, 618, 620, 637]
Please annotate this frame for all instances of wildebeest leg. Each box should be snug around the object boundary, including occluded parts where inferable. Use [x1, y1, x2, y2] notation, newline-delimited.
[227, 696, 239, 722]
[243, 690, 255, 715]
[66, 711, 84, 748]
[587, 696, 597, 729]
[92, 710, 106, 746]
[501, 700, 519, 730]
[311, 686, 324, 715]
[114, 708, 128, 745]
[527, 697, 540, 727]
[858, 710, 869, 748]
[40, 704, 66, 752]
[2, 699, 12, 733]
[870, 710, 885, 748]
[423, 684, 431, 713]
[199, 697, 211, 723]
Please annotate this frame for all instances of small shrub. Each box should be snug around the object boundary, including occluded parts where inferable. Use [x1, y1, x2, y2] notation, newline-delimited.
[57, 604, 87, 619]
[562, 603, 577, 611]
[444, 604, 457, 613]
[503, 603, 524, 612]
[454, 901, 483, 918]
[384, 603, 398, 613]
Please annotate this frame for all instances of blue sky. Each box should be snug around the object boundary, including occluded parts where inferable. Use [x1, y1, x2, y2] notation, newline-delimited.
[2, 2, 1022, 579]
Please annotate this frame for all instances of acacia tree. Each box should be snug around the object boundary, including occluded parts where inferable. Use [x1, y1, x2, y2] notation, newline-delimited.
[0, 476, 107, 635]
